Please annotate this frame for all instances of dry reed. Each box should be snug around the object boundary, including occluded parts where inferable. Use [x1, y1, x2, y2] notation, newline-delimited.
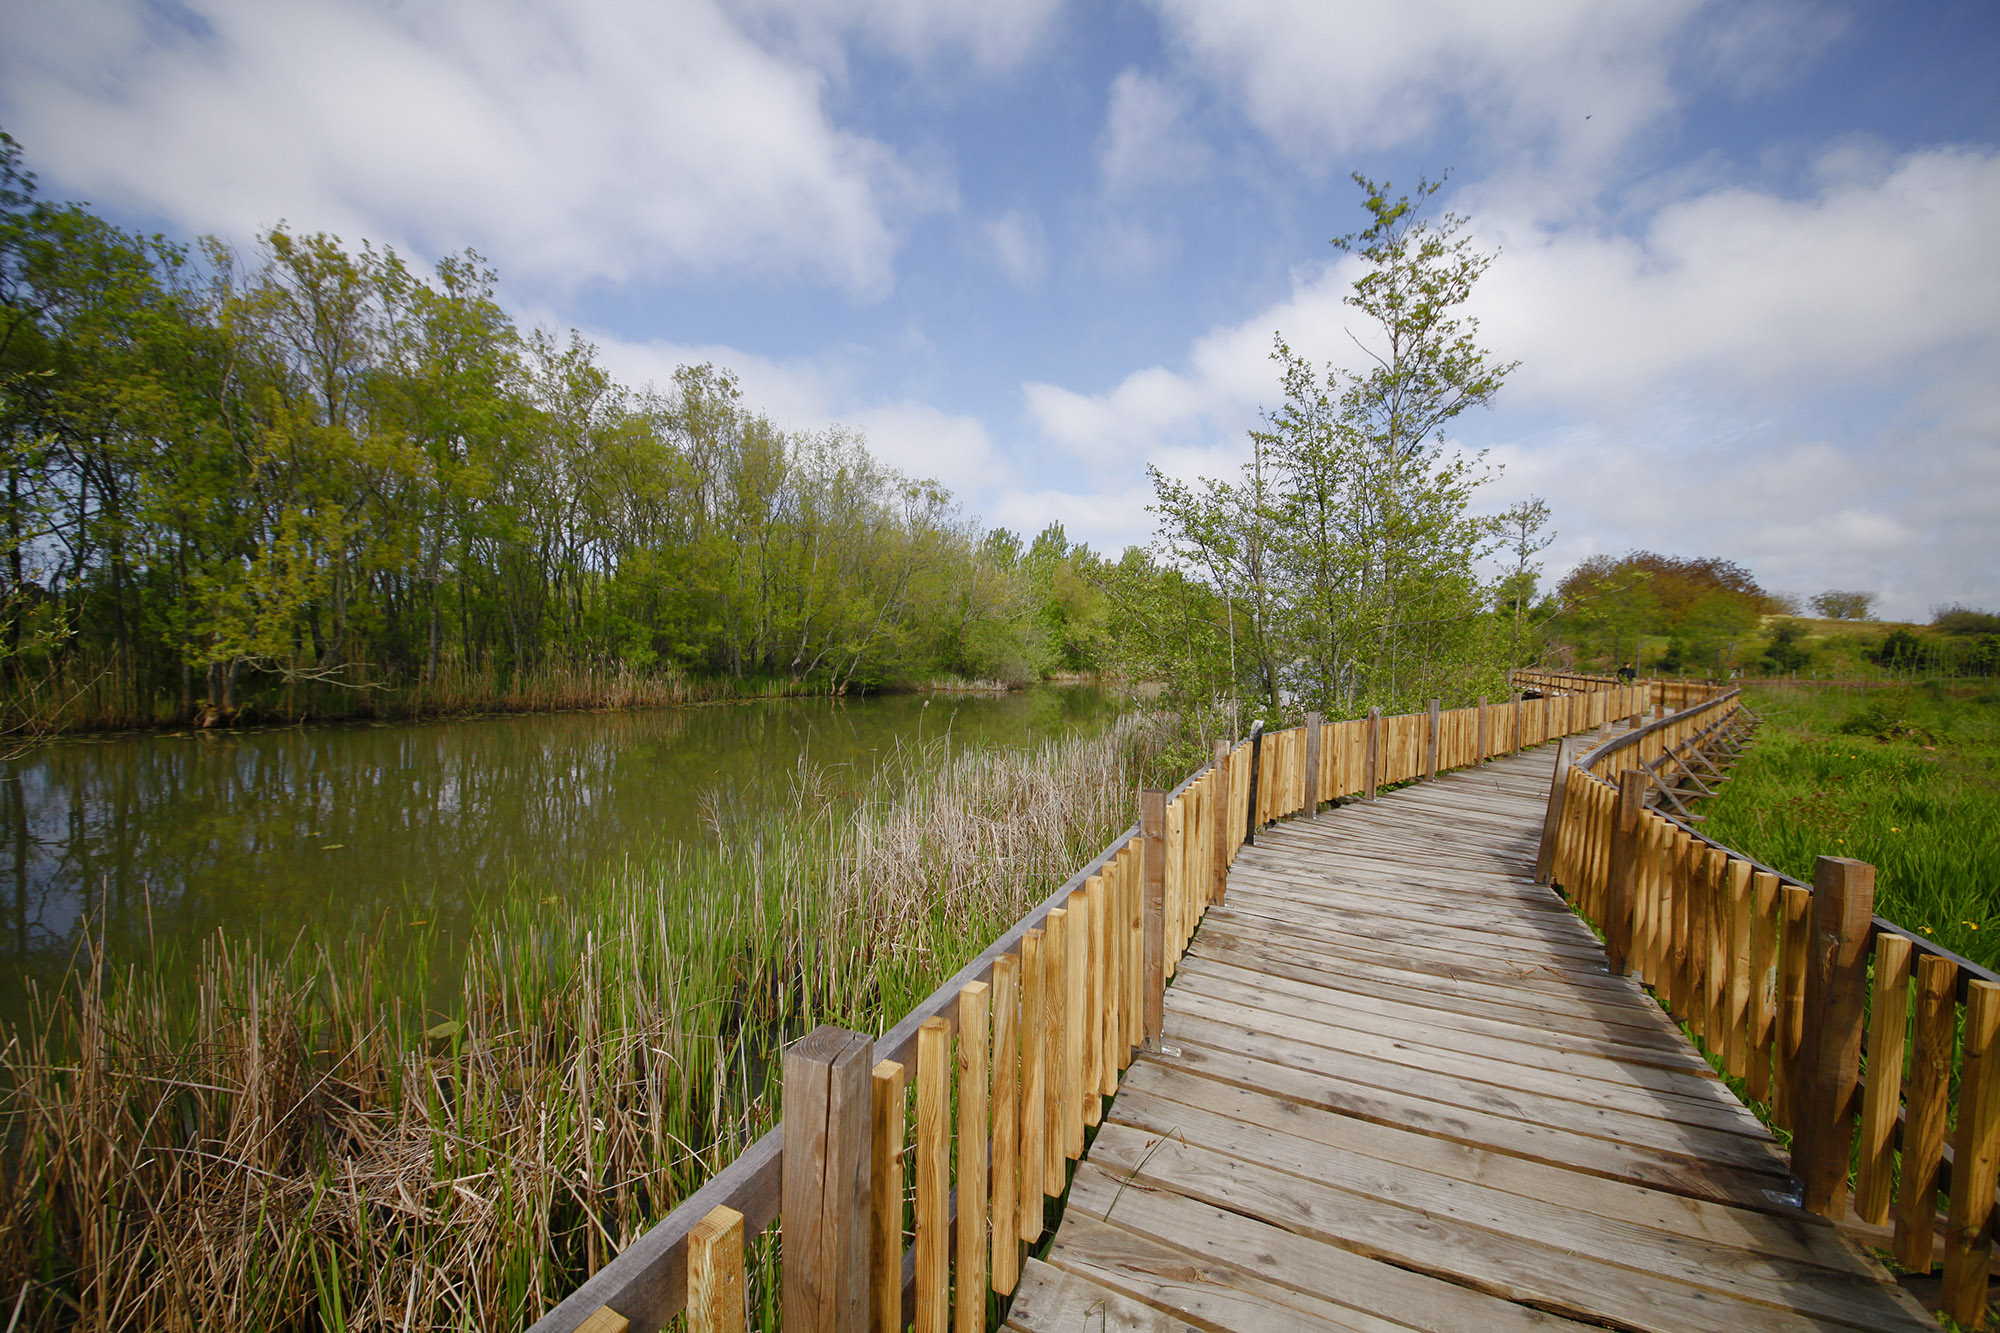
[0, 712, 1163, 1329]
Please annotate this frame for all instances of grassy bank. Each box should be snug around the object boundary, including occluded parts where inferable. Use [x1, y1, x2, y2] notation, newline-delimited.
[1702, 682, 2000, 971]
[0, 713, 1167, 1330]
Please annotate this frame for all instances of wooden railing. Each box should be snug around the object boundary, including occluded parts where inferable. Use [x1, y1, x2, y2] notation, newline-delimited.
[533, 680, 1642, 1333]
[1550, 692, 2000, 1328]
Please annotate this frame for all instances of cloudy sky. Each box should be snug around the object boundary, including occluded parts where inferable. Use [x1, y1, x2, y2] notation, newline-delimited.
[5, 0, 1996, 618]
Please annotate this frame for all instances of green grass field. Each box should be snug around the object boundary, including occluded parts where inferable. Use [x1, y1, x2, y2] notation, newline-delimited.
[1702, 682, 2000, 971]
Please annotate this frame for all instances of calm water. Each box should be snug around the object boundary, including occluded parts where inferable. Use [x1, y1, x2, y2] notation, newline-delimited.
[0, 685, 1125, 1013]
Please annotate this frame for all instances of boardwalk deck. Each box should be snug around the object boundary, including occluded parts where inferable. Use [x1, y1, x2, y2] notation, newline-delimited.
[1012, 749, 1936, 1333]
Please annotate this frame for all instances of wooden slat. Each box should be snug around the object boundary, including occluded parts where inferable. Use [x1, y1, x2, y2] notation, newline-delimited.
[986, 957, 1019, 1296]
[914, 1017, 949, 1333]
[870, 1059, 906, 1331]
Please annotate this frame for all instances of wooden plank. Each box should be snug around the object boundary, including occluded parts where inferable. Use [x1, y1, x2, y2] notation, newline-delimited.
[1116, 1061, 1875, 1275]
[1146, 1040, 1792, 1207]
[1084, 1125, 1919, 1333]
[954, 984, 990, 1333]
[1063, 888, 1087, 1161]
[1017, 928, 1045, 1244]
[1774, 884, 1810, 1130]
[1098, 1095, 1918, 1320]
[1063, 1169, 1601, 1333]
[1856, 933, 1911, 1227]
[915, 1018, 949, 1333]
[1944, 979, 2000, 1325]
[1896, 952, 1956, 1270]
[1725, 857, 1753, 1077]
[1056, 1211, 1411, 1331]
[1748, 869, 1781, 1103]
[1163, 982, 1764, 1139]
[870, 1059, 907, 1331]
[986, 957, 1019, 1296]
[1163, 1007, 1786, 1168]
[1174, 951, 1715, 1075]
[1042, 906, 1067, 1197]
[1083, 874, 1104, 1125]
[688, 1206, 746, 1333]
[1140, 790, 1165, 1050]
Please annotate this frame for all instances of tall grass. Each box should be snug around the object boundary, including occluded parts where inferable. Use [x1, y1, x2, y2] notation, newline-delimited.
[1704, 683, 2000, 971]
[0, 712, 1166, 1329]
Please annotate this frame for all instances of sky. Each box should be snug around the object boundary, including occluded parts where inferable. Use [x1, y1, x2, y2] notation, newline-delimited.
[3, 0, 1997, 620]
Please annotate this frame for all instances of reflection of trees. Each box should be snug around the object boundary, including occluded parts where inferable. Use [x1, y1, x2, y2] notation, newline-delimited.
[0, 688, 1121, 1003]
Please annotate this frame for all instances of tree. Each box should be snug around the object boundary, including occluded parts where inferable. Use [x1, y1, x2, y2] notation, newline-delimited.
[1494, 497, 1553, 663]
[1811, 589, 1876, 620]
[1143, 174, 1518, 720]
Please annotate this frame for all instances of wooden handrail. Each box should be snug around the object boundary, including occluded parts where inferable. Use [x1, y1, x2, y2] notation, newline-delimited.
[533, 678, 1642, 1333]
[1550, 688, 2000, 1323]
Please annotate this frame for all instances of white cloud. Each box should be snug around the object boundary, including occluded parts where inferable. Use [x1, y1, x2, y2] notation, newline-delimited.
[1023, 144, 2000, 618]
[983, 210, 1047, 289]
[1148, 0, 1707, 168]
[587, 332, 1004, 498]
[1099, 69, 1209, 194]
[730, 0, 1065, 75]
[1, 0, 951, 294]
[1474, 145, 2000, 412]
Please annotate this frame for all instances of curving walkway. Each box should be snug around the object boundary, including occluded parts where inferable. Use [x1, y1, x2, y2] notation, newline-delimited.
[1008, 749, 1935, 1332]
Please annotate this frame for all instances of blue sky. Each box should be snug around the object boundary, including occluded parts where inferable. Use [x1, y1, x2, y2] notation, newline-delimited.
[4, 0, 1996, 619]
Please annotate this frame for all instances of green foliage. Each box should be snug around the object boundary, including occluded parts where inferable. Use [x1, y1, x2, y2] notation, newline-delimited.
[0, 133, 1100, 727]
[1704, 685, 2000, 972]
[1810, 588, 1876, 620]
[1132, 174, 1517, 727]
[1548, 551, 1777, 675]
[1933, 603, 2000, 636]
[1761, 620, 1813, 674]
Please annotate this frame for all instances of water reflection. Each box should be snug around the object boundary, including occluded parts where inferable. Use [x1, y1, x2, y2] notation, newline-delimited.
[0, 685, 1124, 1010]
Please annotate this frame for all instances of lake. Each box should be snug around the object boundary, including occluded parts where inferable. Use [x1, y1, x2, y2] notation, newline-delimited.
[0, 683, 1127, 1019]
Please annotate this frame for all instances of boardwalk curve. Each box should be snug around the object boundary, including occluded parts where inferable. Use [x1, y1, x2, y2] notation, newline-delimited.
[1014, 750, 1933, 1332]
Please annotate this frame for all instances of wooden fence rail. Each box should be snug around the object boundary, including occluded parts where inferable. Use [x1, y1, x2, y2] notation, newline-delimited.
[530, 679, 1648, 1333]
[1551, 691, 2000, 1328]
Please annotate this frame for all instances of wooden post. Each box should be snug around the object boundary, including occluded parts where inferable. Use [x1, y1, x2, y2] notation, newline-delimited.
[1041, 907, 1066, 1196]
[1016, 929, 1044, 1244]
[954, 984, 989, 1333]
[783, 1025, 873, 1333]
[914, 1018, 949, 1333]
[1062, 888, 1086, 1161]
[1475, 696, 1488, 763]
[689, 1206, 747, 1333]
[1946, 980, 2000, 1325]
[1533, 739, 1575, 885]
[1424, 698, 1440, 780]
[1856, 935, 1912, 1227]
[1243, 722, 1264, 844]
[869, 1060, 905, 1332]
[1898, 954, 1958, 1270]
[1606, 770, 1645, 975]
[987, 956, 1019, 1297]
[1510, 691, 1523, 755]
[1793, 857, 1876, 1217]
[1304, 712, 1322, 817]
[1211, 739, 1230, 900]
[1083, 876, 1104, 1128]
[1363, 707, 1381, 801]
[1141, 788, 1167, 1050]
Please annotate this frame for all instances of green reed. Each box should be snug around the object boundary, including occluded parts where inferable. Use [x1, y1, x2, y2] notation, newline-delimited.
[0, 713, 1165, 1330]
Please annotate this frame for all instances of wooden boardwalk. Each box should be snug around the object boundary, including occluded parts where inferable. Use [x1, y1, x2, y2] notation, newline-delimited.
[1010, 749, 1936, 1332]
